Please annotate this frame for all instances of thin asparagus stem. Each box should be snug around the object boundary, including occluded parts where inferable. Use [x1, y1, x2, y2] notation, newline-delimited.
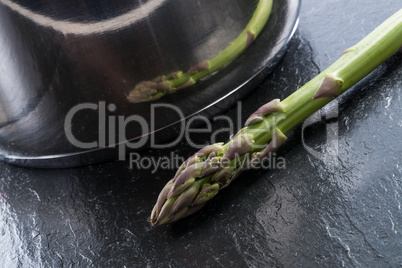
[149, 9, 402, 226]
[127, 0, 273, 103]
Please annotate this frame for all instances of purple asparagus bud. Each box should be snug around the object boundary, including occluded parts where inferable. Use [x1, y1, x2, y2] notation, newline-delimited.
[230, 127, 247, 140]
[185, 143, 224, 169]
[188, 60, 210, 74]
[193, 183, 220, 205]
[246, 30, 256, 48]
[245, 99, 285, 126]
[201, 155, 223, 177]
[195, 143, 224, 157]
[342, 47, 355, 56]
[155, 179, 174, 216]
[169, 178, 196, 198]
[166, 71, 183, 79]
[220, 167, 243, 189]
[223, 134, 254, 160]
[168, 162, 204, 198]
[256, 128, 287, 159]
[127, 79, 173, 102]
[155, 196, 177, 225]
[171, 183, 201, 215]
[211, 166, 235, 185]
[313, 74, 343, 99]
[175, 78, 196, 91]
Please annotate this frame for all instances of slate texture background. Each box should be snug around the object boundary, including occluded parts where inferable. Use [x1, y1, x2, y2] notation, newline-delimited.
[1, 0, 401, 267]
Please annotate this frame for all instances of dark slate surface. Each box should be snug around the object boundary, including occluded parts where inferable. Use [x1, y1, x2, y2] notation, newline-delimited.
[1, 0, 401, 267]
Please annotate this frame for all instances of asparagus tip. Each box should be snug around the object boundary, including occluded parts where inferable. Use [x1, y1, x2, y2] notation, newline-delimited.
[169, 163, 203, 198]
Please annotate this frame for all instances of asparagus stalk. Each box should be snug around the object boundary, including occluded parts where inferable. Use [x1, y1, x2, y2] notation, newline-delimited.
[127, 0, 273, 103]
[149, 9, 402, 226]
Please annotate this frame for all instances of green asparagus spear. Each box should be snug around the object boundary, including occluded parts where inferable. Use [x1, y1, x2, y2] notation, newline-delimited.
[127, 0, 273, 103]
[149, 9, 402, 226]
